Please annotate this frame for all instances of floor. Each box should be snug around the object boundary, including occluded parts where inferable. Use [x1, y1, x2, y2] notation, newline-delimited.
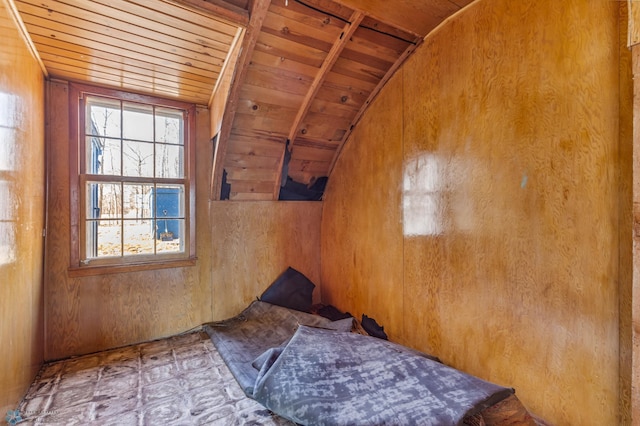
[14, 331, 295, 425]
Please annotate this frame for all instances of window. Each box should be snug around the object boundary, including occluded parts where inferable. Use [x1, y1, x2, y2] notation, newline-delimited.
[70, 84, 196, 272]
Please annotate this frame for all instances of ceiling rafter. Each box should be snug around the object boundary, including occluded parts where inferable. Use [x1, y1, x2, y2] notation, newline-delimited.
[272, 10, 364, 198]
[210, 0, 271, 200]
[328, 38, 422, 175]
[286, 11, 364, 144]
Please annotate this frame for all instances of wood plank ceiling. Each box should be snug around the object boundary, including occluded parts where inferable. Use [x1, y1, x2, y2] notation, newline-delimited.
[211, 0, 474, 201]
[13, 0, 248, 105]
[11, 0, 475, 201]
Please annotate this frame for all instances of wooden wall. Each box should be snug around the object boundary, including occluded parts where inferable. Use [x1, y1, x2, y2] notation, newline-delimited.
[44, 79, 323, 360]
[0, 0, 45, 414]
[209, 201, 323, 321]
[321, 1, 624, 425]
[45, 81, 213, 361]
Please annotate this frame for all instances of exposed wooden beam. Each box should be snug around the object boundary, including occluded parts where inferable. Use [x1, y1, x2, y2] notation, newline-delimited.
[210, 0, 271, 200]
[166, 0, 249, 27]
[273, 10, 364, 199]
[209, 26, 244, 108]
[328, 37, 422, 175]
[287, 11, 364, 144]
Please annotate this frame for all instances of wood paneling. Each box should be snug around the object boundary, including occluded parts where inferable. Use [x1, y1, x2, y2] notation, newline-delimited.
[322, 1, 624, 425]
[0, 0, 45, 414]
[321, 74, 405, 341]
[14, 0, 244, 105]
[44, 81, 213, 361]
[212, 0, 426, 199]
[210, 201, 322, 320]
[619, 3, 633, 424]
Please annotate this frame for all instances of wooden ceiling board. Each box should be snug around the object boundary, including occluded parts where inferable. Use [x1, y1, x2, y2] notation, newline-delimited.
[359, 15, 422, 45]
[17, 0, 234, 58]
[262, 10, 341, 51]
[236, 99, 298, 127]
[249, 50, 320, 80]
[228, 180, 276, 194]
[291, 145, 337, 162]
[19, 16, 225, 72]
[288, 158, 331, 174]
[44, 67, 208, 104]
[225, 138, 284, 158]
[244, 62, 313, 96]
[125, 0, 240, 37]
[267, 2, 346, 35]
[15, 0, 243, 105]
[229, 124, 287, 143]
[39, 53, 214, 93]
[11, 0, 475, 200]
[37, 49, 215, 91]
[43, 55, 212, 96]
[298, 111, 352, 140]
[307, 96, 359, 116]
[225, 166, 279, 182]
[323, 68, 377, 93]
[313, 80, 369, 108]
[239, 83, 304, 110]
[225, 152, 282, 169]
[256, 31, 327, 68]
[348, 26, 415, 62]
[233, 112, 293, 135]
[29, 34, 220, 81]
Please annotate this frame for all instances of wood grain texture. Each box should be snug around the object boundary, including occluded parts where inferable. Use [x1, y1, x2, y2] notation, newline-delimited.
[629, 43, 640, 426]
[0, 0, 45, 414]
[321, 73, 405, 343]
[44, 82, 213, 361]
[209, 201, 322, 320]
[14, 0, 242, 105]
[321, 1, 624, 425]
[619, 3, 633, 425]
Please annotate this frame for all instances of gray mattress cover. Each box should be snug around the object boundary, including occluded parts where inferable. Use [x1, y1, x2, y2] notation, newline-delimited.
[204, 301, 352, 396]
[206, 302, 513, 425]
[253, 325, 513, 426]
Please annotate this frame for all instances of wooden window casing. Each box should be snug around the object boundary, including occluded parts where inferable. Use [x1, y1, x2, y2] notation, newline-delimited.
[68, 83, 196, 276]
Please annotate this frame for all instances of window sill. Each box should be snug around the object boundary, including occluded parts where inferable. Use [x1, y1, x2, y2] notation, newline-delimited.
[68, 258, 197, 278]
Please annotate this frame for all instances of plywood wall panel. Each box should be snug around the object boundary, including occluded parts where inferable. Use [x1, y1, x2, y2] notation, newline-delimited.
[0, 0, 45, 414]
[45, 82, 213, 361]
[618, 3, 633, 423]
[321, 1, 624, 424]
[210, 201, 322, 320]
[321, 73, 404, 343]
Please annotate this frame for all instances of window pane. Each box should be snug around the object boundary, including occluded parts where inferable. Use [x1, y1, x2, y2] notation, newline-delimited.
[157, 219, 184, 253]
[86, 137, 121, 175]
[86, 136, 104, 174]
[123, 184, 153, 220]
[86, 182, 121, 219]
[153, 185, 184, 219]
[155, 144, 183, 178]
[123, 219, 155, 256]
[123, 103, 153, 141]
[86, 97, 120, 138]
[155, 107, 183, 145]
[123, 140, 154, 177]
[87, 219, 122, 258]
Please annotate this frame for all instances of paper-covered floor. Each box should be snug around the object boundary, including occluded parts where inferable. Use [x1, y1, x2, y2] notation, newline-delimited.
[15, 331, 295, 425]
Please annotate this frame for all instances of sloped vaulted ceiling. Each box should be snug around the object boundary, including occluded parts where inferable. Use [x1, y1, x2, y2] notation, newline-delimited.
[10, 0, 475, 201]
[211, 0, 474, 200]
